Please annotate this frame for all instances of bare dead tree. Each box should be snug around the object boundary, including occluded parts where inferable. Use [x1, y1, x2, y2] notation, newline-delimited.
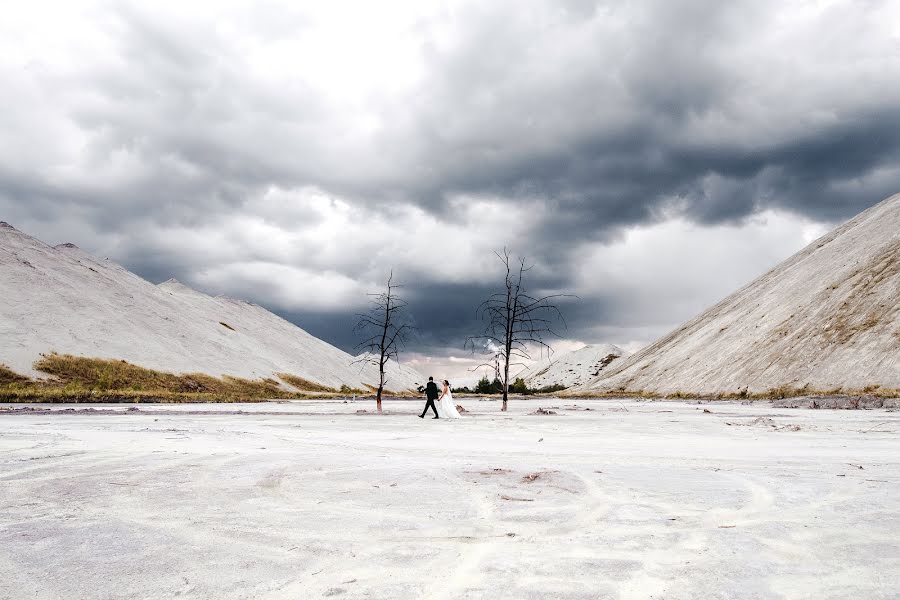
[466, 248, 571, 411]
[353, 271, 413, 413]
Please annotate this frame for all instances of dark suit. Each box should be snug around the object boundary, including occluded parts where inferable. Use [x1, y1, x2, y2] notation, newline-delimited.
[420, 381, 439, 418]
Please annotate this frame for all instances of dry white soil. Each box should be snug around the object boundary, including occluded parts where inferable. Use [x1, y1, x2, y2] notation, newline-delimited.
[1, 399, 898, 600]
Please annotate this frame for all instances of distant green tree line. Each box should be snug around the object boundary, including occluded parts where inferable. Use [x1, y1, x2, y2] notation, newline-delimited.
[452, 375, 566, 395]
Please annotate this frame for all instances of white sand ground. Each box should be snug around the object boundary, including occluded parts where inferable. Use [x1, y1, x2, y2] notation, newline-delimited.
[0, 399, 897, 600]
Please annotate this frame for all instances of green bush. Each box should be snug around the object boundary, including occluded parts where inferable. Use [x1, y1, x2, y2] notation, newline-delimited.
[509, 377, 528, 394]
[533, 383, 567, 394]
[472, 376, 503, 394]
[470, 375, 564, 395]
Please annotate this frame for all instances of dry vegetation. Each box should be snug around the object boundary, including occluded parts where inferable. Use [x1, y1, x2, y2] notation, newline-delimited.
[0, 354, 301, 402]
[0, 354, 410, 403]
[820, 239, 900, 345]
[0, 364, 29, 386]
[569, 384, 900, 400]
[277, 373, 338, 393]
[8, 356, 890, 404]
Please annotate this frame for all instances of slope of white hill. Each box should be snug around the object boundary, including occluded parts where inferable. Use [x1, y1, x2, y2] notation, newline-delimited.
[355, 351, 427, 393]
[517, 344, 626, 389]
[0, 222, 424, 392]
[580, 193, 900, 396]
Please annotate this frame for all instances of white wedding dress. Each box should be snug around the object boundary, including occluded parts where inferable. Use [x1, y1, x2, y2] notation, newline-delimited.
[437, 387, 461, 419]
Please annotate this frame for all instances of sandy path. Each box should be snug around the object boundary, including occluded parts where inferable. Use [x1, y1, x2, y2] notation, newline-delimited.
[0, 399, 898, 599]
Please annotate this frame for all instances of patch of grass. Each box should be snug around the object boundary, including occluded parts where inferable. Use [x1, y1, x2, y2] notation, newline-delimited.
[340, 384, 370, 395]
[742, 385, 900, 400]
[532, 384, 568, 394]
[567, 385, 900, 400]
[559, 388, 662, 399]
[0, 387, 272, 403]
[277, 373, 337, 393]
[0, 353, 301, 403]
[0, 364, 30, 386]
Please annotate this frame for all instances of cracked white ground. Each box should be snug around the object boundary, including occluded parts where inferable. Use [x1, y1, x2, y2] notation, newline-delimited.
[1, 399, 898, 600]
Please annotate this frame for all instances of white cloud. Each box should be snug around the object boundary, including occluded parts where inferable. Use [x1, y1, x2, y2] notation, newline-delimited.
[196, 261, 366, 312]
[570, 210, 831, 335]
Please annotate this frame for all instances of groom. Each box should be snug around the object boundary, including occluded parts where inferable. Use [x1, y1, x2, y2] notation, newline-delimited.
[419, 376, 440, 419]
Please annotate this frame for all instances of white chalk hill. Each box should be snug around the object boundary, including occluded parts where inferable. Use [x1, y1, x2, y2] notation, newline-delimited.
[580, 193, 900, 396]
[518, 344, 627, 389]
[0, 222, 424, 392]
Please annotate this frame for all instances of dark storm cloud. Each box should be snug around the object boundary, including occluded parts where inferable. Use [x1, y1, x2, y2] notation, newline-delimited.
[2, 0, 900, 366]
[281, 281, 496, 355]
[7, 0, 899, 232]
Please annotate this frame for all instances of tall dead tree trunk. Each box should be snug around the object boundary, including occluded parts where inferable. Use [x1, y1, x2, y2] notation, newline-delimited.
[467, 249, 570, 411]
[354, 272, 412, 413]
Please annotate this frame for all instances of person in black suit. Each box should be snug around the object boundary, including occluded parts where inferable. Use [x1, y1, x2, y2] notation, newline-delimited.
[419, 376, 440, 419]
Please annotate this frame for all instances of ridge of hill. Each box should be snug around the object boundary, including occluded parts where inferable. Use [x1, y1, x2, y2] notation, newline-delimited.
[580, 193, 900, 397]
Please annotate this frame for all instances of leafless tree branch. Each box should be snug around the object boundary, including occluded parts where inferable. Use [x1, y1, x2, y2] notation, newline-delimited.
[353, 271, 416, 412]
[465, 248, 575, 410]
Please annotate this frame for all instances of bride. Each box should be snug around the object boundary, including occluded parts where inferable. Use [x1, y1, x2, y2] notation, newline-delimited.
[437, 379, 461, 419]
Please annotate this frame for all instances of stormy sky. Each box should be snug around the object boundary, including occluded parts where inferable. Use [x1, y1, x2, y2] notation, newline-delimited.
[2, 1, 900, 383]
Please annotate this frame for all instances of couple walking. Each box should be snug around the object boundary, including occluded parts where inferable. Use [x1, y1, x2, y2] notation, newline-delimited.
[419, 376, 461, 419]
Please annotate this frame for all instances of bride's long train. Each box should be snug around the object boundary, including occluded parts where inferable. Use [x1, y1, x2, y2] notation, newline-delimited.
[437, 390, 462, 418]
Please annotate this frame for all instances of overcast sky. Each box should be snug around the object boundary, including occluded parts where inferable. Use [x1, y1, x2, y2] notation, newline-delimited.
[3, 0, 900, 384]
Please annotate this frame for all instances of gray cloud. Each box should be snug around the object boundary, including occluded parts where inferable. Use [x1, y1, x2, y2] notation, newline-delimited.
[2, 0, 900, 379]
